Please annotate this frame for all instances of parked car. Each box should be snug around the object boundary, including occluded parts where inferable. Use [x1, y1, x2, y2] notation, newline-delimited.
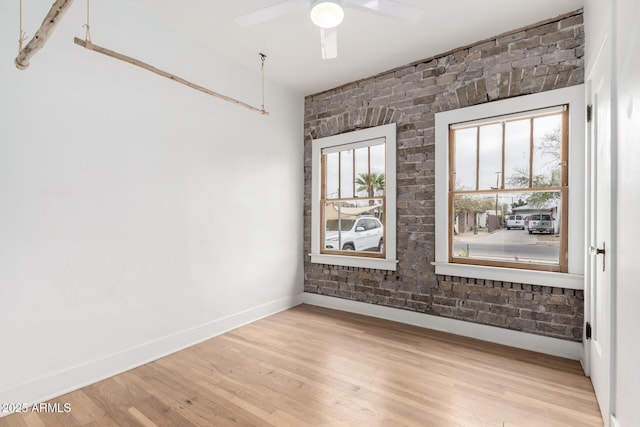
[506, 215, 525, 230]
[325, 216, 383, 252]
[528, 213, 554, 234]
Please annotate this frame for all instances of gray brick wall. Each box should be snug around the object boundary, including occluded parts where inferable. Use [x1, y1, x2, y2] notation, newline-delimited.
[304, 11, 585, 341]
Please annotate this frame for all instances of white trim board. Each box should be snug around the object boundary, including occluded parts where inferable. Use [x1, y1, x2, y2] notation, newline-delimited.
[0, 294, 304, 419]
[434, 85, 586, 288]
[303, 293, 583, 363]
[310, 123, 398, 271]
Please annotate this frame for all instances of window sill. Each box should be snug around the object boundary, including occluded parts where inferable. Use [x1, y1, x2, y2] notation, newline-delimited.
[310, 253, 398, 271]
[432, 262, 583, 289]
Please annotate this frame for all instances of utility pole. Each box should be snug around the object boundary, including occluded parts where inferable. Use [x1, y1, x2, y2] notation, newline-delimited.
[494, 171, 501, 218]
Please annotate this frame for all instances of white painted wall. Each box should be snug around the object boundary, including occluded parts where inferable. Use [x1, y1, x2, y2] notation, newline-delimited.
[0, 0, 303, 407]
[613, 0, 640, 424]
[584, 0, 610, 75]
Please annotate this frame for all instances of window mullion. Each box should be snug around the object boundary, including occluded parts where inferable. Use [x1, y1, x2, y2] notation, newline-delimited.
[475, 127, 480, 190]
[338, 152, 342, 199]
[321, 156, 325, 199]
[501, 122, 506, 189]
[368, 146, 371, 196]
[529, 118, 534, 186]
[561, 109, 569, 187]
[448, 127, 455, 192]
[352, 149, 356, 198]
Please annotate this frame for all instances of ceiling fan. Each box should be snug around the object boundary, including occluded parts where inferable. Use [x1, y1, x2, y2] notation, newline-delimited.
[235, 0, 424, 60]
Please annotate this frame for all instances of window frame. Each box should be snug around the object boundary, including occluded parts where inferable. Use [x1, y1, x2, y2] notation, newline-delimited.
[448, 107, 569, 273]
[310, 123, 397, 271]
[321, 139, 386, 258]
[435, 85, 585, 289]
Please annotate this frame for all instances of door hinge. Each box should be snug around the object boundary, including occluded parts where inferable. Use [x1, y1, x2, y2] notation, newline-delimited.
[585, 322, 592, 340]
[586, 104, 593, 123]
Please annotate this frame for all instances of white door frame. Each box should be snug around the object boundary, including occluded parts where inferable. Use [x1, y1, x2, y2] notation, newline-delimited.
[583, 77, 592, 378]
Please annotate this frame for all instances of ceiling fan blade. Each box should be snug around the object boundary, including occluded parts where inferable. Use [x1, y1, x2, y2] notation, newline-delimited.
[235, 0, 306, 27]
[320, 28, 338, 59]
[344, 0, 424, 23]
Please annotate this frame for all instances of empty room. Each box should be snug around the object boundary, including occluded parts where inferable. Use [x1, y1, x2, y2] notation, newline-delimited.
[1, 0, 638, 426]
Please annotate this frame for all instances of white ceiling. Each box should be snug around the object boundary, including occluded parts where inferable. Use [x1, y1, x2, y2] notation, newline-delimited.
[127, 0, 584, 95]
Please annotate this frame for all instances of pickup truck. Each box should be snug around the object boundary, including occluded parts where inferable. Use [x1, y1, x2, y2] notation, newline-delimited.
[527, 213, 554, 234]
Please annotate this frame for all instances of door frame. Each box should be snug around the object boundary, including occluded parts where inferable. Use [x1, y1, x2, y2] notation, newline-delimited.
[583, 77, 593, 378]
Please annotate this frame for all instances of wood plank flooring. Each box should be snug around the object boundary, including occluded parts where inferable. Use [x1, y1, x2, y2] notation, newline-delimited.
[0, 304, 602, 426]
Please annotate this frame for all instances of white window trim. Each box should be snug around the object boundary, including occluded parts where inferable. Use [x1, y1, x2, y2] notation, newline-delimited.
[310, 123, 398, 271]
[434, 85, 585, 289]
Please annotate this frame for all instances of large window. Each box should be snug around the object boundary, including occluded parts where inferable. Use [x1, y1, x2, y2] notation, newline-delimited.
[311, 124, 397, 270]
[435, 85, 585, 288]
[322, 141, 386, 255]
[449, 106, 568, 272]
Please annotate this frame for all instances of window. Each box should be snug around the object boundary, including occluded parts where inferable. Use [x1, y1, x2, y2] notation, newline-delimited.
[435, 85, 585, 288]
[449, 106, 568, 272]
[311, 123, 397, 270]
[322, 142, 385, 255]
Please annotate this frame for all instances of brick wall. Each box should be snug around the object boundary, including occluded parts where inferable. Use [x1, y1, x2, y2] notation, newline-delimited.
[303, 11, 585, 341]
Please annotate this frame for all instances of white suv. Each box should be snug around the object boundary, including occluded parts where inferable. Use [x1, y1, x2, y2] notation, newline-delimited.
[324, 216, 384, 252]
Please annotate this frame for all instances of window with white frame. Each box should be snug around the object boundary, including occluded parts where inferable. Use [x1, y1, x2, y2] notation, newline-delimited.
[435, 86, 585, 288]
[310, 123, 397, 271]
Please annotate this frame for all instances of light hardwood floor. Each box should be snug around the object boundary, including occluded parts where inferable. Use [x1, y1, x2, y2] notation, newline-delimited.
[0, 304, 602, 426]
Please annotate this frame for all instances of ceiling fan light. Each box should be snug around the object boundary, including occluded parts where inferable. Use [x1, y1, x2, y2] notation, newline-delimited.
[310, 0, 344, 29]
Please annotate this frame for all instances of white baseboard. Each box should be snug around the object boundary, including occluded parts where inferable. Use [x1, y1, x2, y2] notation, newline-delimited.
[0, 294, 304, 418]
[303, 293, 584, 362]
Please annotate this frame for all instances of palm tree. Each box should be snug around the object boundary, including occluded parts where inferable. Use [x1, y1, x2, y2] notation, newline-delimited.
[356, 172, 385, 197]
